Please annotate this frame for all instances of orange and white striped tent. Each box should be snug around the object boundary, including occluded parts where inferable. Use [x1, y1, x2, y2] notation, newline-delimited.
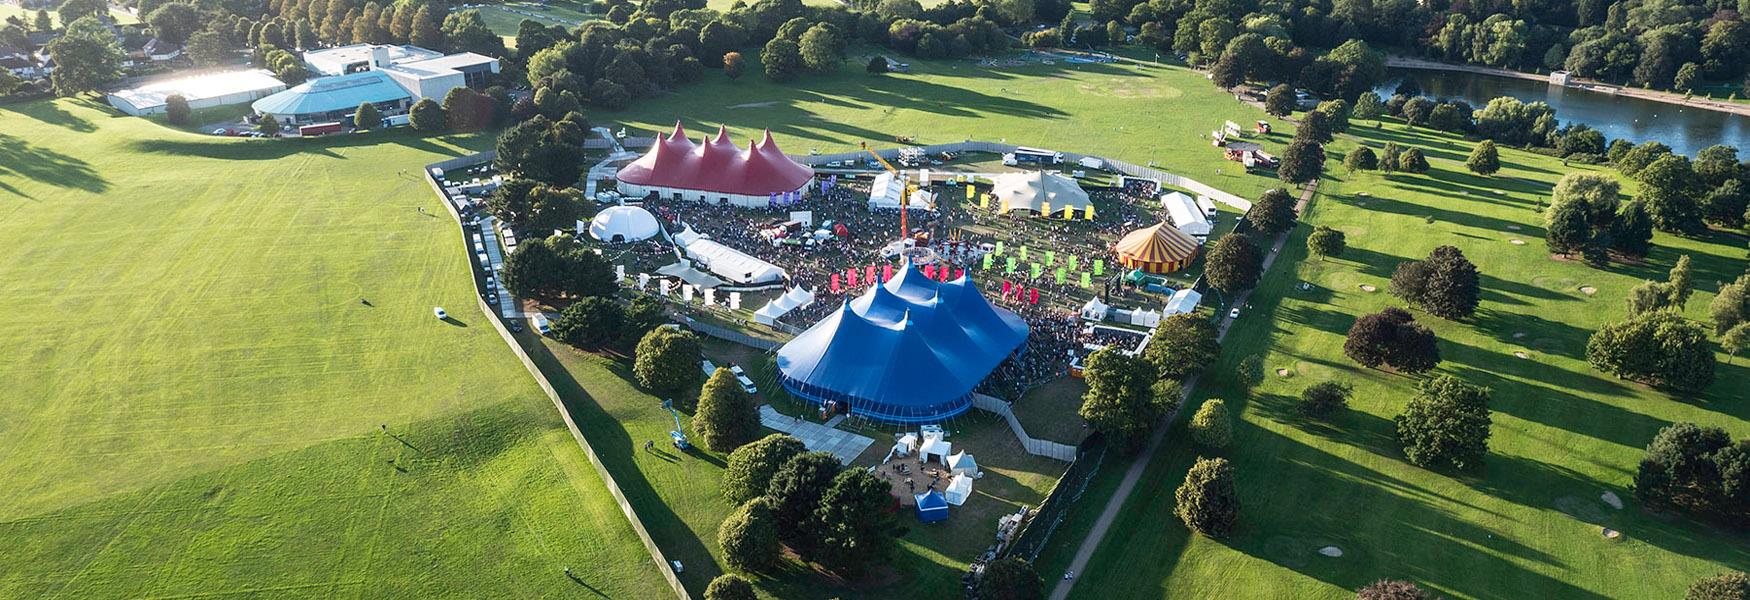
[1113, 222, 1200, 273]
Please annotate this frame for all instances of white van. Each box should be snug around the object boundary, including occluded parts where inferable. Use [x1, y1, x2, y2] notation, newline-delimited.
[701, 359, 718, 379]
[531, 313, 552, 335]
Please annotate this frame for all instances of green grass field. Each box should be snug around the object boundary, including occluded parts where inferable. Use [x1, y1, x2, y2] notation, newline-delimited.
[1036, 118, 1750, 598]
[0, 3, 138, 25]
[605, 48, 1294, 204]
[0, 99, 666, 598]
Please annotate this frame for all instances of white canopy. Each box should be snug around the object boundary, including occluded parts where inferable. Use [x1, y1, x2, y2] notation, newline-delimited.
[992, 171, 1091, 217]
[948, 451, 979, 478]
[1165, 289, 1202, 315]
[1130, 309, 1161, 328]
[588, 205, 661, 242]
[868, 171, 936, 210]
[677, 231, 787, 285]
[919, 432, 952, 464]
[1079, 297, 1110, 321]
[944, 473, 973, 506]
[1161, 191, 1212, 237]
[753, 287, 816, 325]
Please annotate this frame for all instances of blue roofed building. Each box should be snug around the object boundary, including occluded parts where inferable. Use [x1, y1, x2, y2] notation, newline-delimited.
[251, 44, 500, 127]
[775, 262, 1029, 424]
[251, 71, 411, 126]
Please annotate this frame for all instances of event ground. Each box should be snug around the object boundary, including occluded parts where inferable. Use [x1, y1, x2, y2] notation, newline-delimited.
[1032, 117, 1750, 599]
[0, 100, 666, 598]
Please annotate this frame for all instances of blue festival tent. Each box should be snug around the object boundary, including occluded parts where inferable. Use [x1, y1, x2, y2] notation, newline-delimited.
[776, 262, 1029, 424]
[915, 490, 949, 523]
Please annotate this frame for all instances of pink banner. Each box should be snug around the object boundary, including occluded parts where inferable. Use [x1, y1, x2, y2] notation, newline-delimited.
[831, 274, 842, 293]
[1002, 280, 1012, 294]
[847, 268, 857, 286]
[883, 264, 894, 281]
[865, 265, 876, 283]
[1029, 289, 1039, 304]
[954, 269, 964, 280]
[923, 264, 936, 279]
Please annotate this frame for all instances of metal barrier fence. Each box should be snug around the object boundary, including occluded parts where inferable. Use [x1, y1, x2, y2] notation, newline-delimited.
[423, 152, 691, 600]
[1001, 433, 1108, 562]
[971, 393, 1078, 461]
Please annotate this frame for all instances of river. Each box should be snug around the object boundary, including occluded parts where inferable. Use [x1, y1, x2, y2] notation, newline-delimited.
[1377, 69, 1750, 156]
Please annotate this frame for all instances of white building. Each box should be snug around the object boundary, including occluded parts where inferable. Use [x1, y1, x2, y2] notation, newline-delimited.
[1161, 191, 1212, 238]
[252, 44, 499, 126]
[107, 69, 286, 116]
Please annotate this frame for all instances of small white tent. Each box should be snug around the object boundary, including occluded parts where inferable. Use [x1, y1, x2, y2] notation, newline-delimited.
[948, 451, 980, 478]
[943, 473, 973, 506]
[1079, 297, 1110, 322]
[588, 205, 662, 242]
[1164, 289, 1202, 315]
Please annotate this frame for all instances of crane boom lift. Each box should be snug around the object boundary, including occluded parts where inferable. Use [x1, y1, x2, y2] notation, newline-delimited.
[862, 142, 914, 241]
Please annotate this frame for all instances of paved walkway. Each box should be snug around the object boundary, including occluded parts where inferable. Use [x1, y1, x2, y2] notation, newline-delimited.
[1048, 179, 1318, 600]
[585, 127, 639, 199]
[759, 405, 875, 465]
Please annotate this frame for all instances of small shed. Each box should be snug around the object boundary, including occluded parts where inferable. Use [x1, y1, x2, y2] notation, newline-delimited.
[915, 490, 949, 523]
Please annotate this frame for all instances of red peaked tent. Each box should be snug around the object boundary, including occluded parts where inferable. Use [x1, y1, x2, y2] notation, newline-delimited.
[615, 122, 815, 196]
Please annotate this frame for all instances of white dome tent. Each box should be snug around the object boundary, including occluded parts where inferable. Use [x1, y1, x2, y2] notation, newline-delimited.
[588, 205, 661, 242]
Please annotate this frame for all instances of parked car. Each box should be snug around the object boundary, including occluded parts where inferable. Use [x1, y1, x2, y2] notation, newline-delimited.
[434, 307, 448, 320]
[729, 365, 758, 394]
[1228, 307, 1240, 319]
[701, 359, 718, 378]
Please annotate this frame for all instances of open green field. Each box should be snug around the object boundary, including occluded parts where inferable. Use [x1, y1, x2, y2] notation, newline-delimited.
[0, 99, 665, 597]
[1037, 118, 1750, 598]
[468, 1, 595, 47]
[523, 330, 1064, 598]
[605, 48, 1294, 204]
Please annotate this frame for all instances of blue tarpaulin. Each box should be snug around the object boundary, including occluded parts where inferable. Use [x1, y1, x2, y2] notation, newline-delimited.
[776, 262, 1028, 424]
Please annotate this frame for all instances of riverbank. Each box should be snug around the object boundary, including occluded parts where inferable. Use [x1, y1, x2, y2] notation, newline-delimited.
[1386, 55, 1750, 119]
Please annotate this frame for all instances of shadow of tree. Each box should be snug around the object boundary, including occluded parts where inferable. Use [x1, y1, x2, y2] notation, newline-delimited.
[0, 134, 109, 196]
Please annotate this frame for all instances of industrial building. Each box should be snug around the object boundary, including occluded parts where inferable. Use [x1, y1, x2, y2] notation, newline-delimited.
[251, 44, 499, 126]
[107, 69, 287, 116]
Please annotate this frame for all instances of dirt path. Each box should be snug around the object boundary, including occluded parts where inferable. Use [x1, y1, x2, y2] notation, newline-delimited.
[1047, 179, 1318, 600]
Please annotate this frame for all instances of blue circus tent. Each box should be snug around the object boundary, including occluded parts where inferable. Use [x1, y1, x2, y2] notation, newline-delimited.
[915, 490, 949, 523]
[775, 262, 1029, 424]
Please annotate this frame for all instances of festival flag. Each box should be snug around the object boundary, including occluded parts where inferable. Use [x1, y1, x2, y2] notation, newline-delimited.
[982, 254, 993, 269]
[883, 264, 894, 281]
[1045, 250, 1055, 265]
[1055, 268, 1066, 284]
[1002, 280, 1012, 294]
[614, 264, 625, 281]
[1083, 205, 1094, 220]
[865, 264, 876, 283]
[955, 269, 964, 279]
[1029, 289, 1039, 304]
[1067, 255, 1078, 271]
[1005, 257, 1017, 273]
[1042, 200, 1051, 215]
[1020, 246, 1029, 260]
[1063, 205, 1075, 219]
[729, 292, 742, 310]
[995, 241, 1005, 255]
[966, 185, 975, 199]
[923, 264, 936, 279]
[704, 289, 716, 306]
[659, 279, 671, 296]
[1094, 259, 1105, 275]
[1081, 272, 1092, 288]
[1030, 263, 1042, 279]
[831, 274, 841, 293]
[980, 193, 990, 209]
[768, 192, 777, 207]
[682, 285, 695, 303]
[637, 273, 650, 291]
[847, 267, 857, 286]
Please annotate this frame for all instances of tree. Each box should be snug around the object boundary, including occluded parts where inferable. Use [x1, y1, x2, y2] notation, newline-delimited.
[724, 51, 746, 79]
[718, 497, 780, 572]
[1143, 313, 1221, 380]
[1307, 225, 1347, 260]
[184, 30, 234, 67]
[798, 23, 840, 71]
[409, 98, 447, 132]
[1702, 179, 1749, 228]
[696, 368, 760, 452]
[1635, 422, 1747, 524]
[1299, 381, 1351, 419]
[33, 9, 52, 33]
[58, 0, 106, 27]
[1357, 579, 1434, 600]
[1713, 274, 1750, 335]
[1188, 399, 1232, 449]
[1674, 61, 1701, 92]
[867, 55, 888, 74]
[1639, 154, 1705, 233]
[1316, 99, 1351, 133]
[552, 296, 624, 348]
[352, 101, 382, 130]
[1264, 83, 1295, 117]
[1246, 188, 1298, 235]
[812, 468, 900, 573]
[1419, 246, 1480, 319]
[1668, 254, 1693, 309]
[622, 295, 667, 340]
[1174, 456, 1238, 537]
[762, 38, 803, 82]
[723, 434, 806, 504]
[1344, 307, 1440, 373]
[409, 4, 444, 50]
[485, 181, 586, 242]
[495, 115, 589, 187]
[1205, 234, 1263, 295]
[1379, 142, 1400, 174]
[145, 2, 201, 44]
[1397, 148, 1429, 173]
[1617, 141, 1671, 176]
[1210, 54, 1244, 88]
[1079, 348, 1172, 452]
[1278, 138, 1325, 184]
[163, 94, 190, 125]
[1544, 198, 1593, 257]
[634, 327, 705, 399]
[1343, 147, 1377, 173]
[258, 114, 282, 135]
[704, 573, 759, 600]
[442, 10, 504, 57]
[46, 16, 124, 97]
[1465, 140, 1500, 176]
[1296, 109, 1333, 145]
[1587, 311, 1716, 394]
[1687, 572, 1750, 600]
[1552, 173, 1622, 226]
[1722, 323, 1750, 364]
[1610, 200, 1656, 257]
[1395, 376, 1492, 470]
[1353, 91, 1385, 121]
[1627, 280, 1677, 316]
[765, 451, 841, 551]
[443, 87, 494, 131]
[978, 557, 1043, 600]
[1401, 96, 1434, 126]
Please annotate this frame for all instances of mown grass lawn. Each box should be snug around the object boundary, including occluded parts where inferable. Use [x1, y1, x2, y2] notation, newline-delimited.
[1039, 117, 1750, 599]
[0, 99, 665, 598]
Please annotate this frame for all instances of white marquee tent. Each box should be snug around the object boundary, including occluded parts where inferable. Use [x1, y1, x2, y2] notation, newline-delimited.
[944, 473, 973, 506]
[674, 224, 787, 285]
[1161, 191, 1212, 238]
[919, 431, 952, 465]
[587, 205, 661, 242]
[1164, 288, 1202, 316]
[868, 171, 936, 211]
[948, 451, 980, 478]
[753, 286, 816, 324]
[992, 171, 1092, 217]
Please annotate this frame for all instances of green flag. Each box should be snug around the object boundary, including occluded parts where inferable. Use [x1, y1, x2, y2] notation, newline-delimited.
[1094, 259, 1105, 276]
[1046, 250, 1055, 266]
[1055, 268, 1066, 284]
[1081, 272, 1092, 288]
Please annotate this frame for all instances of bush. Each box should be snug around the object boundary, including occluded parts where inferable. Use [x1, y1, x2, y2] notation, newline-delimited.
[163, 94, 189, 125]
[704, 573, 758, 600]
[1357, 579, 1433, 600]
[717, 497, 780, 572]
[1636, 422, 1749, 526]
[977, 557, 1043, 600]
[352, 101, 382, 130]
[722, 433, 807, 504]
[551, 296, 624, 349]
[1687, 571, 1750, 600]
[1188, 399, 1232, 449]
[1174, 456, 1239, 537]
[1298, 381, 1351, 419]
[409, 98, 447, 132]
[1587, 311, 1716, 394]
